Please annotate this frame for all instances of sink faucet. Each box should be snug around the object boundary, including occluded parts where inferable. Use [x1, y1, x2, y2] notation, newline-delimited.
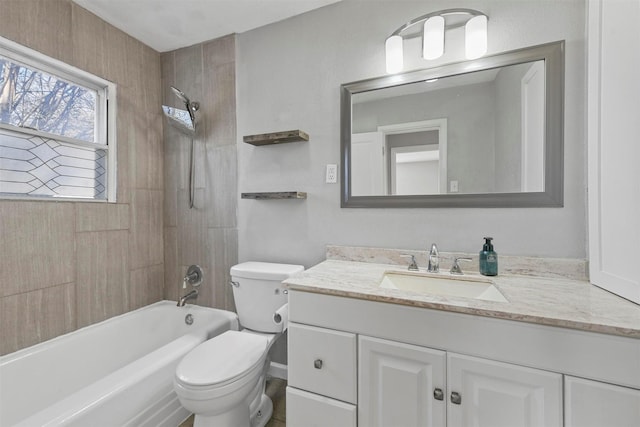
[402, 254, 419, 271]
[450, 257, 473, 275]
[427, 243, 439, 273]
[177, 289, 198, 307]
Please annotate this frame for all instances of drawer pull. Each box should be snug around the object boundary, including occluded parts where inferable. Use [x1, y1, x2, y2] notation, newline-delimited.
[451, 391, 462, 405]
[314, 359, 323, 369]
[433, 388, 444, 401]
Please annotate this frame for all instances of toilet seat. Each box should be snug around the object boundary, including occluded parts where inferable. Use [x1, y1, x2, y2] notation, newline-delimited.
[176, 330, 269, 388]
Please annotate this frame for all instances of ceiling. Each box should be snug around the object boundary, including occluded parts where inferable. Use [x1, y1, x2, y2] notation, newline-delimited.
[72, 0, 343, 52]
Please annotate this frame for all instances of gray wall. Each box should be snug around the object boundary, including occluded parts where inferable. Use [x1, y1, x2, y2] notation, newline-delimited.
[236, 0, 586, 267]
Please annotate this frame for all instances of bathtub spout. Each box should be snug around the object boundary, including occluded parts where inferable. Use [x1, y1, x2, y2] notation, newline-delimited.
[178, 290, 198, 307]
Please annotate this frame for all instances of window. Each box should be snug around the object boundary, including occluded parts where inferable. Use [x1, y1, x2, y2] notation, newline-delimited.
[0, 36, 116, 201]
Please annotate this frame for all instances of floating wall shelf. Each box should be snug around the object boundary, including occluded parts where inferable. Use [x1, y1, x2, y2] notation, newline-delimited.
[241, 192, 307, 200]
[243, 130, 309, 146]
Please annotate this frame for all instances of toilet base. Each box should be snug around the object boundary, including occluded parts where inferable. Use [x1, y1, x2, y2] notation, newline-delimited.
[192, 393, 272, 427]
[251, 394, 273, 427]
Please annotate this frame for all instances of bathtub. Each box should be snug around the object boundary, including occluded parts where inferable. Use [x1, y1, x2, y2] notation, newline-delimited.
[0, 300, 238, 427]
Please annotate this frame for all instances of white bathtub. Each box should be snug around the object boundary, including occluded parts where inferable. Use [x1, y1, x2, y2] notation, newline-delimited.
[0, 300, 238, 427]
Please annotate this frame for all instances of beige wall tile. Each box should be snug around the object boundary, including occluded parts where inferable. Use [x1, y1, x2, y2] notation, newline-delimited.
[160, 52, 177, 107]
[129, 264, 164, 310]
[103, 22, 131, 87]
[70, 2, 106, 77]
[0, 0, 73, 65]
[203, 62, 237, 146]
[207, 227, 238, 311]
[203, 34, 236, 67]
[206, 145, 237, 228]
[0, 282, 75, 356]
[76, 203, 130, 232]
[142, 46, 162, 113]
[163, 227, 179, 302]
[129, 189, 164, 269]
[132, 112, 164, 190]
[76, 230, 130, 327]
[174, 45, 203, 105]
[0, 202, 75, 297]
[176, 189, 208, 267]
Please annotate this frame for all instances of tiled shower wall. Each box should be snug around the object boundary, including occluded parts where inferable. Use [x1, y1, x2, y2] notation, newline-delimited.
[0, 0, 163, 355]
[161, 36, 238, 311]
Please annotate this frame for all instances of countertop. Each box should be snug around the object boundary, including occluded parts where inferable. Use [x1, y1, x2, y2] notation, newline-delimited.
[283, 259, 640, 338]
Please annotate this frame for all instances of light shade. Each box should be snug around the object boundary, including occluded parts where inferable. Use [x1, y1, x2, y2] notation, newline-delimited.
[465, 15, 488, 59]
[423, 16, 445, 60]
[385, 35, 403, 74]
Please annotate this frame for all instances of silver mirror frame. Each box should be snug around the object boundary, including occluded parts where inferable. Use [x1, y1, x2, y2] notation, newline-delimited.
[340, 40, 564, 208]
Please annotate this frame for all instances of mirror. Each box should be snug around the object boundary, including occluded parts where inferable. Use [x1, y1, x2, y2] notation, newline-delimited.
[340, 41, 564, 208]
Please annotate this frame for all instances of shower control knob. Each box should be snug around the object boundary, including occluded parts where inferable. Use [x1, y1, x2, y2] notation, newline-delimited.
[314, 359, 323, 369]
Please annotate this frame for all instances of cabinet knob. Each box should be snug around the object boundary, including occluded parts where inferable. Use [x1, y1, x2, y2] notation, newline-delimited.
[433, 388, 444, 401]
[451, 391, 462, 405]
[314, 359, 323, 369]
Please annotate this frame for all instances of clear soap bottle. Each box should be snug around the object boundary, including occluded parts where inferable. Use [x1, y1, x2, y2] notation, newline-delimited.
[479, 237, 498, 276]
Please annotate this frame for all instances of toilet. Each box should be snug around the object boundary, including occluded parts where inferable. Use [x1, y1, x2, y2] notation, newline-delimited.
[174, 262, 304, 427]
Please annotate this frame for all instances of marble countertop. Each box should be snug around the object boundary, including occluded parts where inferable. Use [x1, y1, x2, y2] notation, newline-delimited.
[283, 259, 640, 338]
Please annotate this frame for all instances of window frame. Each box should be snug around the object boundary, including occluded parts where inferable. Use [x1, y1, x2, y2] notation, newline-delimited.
[0, 35, 117, 202]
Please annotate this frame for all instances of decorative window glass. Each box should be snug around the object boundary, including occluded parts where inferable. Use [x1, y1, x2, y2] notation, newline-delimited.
[0, 36, 116, 201]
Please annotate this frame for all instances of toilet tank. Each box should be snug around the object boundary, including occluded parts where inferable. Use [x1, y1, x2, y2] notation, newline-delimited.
[230, 262, 304, 332]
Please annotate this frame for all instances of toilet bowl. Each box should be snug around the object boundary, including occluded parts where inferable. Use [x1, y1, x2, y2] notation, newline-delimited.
[174, 262, 304, 427]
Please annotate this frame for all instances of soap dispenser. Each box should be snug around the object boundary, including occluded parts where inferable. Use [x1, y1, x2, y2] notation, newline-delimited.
[479, 237, 498, 276]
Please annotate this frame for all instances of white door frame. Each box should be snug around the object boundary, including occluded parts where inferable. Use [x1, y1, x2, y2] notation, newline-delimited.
[377, 119, 448, 194]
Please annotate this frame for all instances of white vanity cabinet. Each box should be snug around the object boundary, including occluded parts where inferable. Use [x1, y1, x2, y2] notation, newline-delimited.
[359, 336, 446, 426]
[286, 290, 640, 427]
[565, 376, 640, 427]
[286, 323, 357, 427]
[358, 336, 562, 427]
[447, 353, 562, 427]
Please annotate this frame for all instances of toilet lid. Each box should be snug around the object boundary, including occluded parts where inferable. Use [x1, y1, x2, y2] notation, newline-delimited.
[176, 331, 268, 387]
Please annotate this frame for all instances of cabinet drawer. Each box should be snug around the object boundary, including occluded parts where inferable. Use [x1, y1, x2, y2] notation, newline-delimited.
[286, 386, 357, 427]
[288, 322, 357, 403]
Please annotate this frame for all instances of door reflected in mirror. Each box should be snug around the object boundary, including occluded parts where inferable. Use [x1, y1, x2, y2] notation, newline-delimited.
[351, 60, 545, 196]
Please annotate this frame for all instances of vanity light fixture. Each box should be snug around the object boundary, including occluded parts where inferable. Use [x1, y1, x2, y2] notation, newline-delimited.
[385, 8, 489, 74]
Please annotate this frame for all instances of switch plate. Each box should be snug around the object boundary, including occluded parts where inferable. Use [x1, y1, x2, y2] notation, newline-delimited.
[450, 180, 459, 193]
[326, 164, 338, 183]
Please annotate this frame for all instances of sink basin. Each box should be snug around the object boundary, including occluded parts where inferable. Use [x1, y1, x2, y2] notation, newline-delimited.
[379, 271, 508, 303]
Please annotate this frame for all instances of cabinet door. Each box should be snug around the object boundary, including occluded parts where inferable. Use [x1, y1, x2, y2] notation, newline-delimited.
[447, 353, 562, 427]
[286, 386, 357, 427]
[359, 335, 446, 427]
[565, 376, 640, 427]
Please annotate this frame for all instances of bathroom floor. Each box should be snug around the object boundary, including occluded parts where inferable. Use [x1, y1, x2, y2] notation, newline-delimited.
[178, 378, 287, 427]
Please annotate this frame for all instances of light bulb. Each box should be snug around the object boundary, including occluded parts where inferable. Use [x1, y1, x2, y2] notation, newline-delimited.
[465, 15, 488, 59]
[385, 35, 403, 74]
[423, 16, 445, 60]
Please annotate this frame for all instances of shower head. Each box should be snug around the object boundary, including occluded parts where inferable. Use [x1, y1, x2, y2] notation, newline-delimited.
[171, 86, 190, 105]
[163, 86, 200, 135]
[170, 86, 199, 123]
[162, 105, 195, 135]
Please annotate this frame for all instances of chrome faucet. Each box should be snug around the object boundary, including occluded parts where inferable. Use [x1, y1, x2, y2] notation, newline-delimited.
[177, 289, 198, 307]
[402, 254, 419, 271]
[450, 257, 473, 275]
[427, 243, 439, 273]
